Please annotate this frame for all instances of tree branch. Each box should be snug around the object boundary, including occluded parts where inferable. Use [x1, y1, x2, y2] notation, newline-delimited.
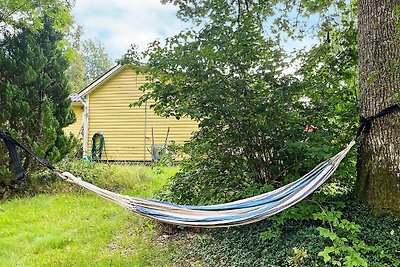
[0, 1, 30, 22]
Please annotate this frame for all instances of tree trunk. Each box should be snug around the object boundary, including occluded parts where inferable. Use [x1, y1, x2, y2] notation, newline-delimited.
[356, 0, 400, 211]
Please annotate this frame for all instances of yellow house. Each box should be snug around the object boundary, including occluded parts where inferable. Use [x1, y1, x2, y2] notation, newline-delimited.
[65, 93, 84, 137]
[64, 64, 198, 161]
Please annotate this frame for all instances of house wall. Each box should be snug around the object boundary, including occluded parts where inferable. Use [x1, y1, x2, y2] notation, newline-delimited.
[87, 67, 198, 161]
[64, 104, 83, 137]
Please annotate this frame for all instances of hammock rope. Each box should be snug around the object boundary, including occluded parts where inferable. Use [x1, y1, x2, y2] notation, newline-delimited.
[0, 103, 398, 227]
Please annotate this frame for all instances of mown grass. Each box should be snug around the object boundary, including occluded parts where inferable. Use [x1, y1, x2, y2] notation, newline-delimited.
[0, 164, 179, 267]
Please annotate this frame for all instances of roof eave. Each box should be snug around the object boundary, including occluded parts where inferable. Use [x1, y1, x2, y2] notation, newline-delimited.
[78, 64, 125, 97]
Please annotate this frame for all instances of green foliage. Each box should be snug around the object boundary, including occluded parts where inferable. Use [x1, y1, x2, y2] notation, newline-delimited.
[149, 143, 179, 176]
[0, 15, 75, 197]
[82, 38, 113, 82]
[290, 247, 309, 267]
[65, 26, 113, 92]
[118, 43, 145, 69]
[0, 0, 73, 32]
[313, 209, 368, 266]
[313, 204, 400, 267]
[161, 0, 351, 39]
[259, 227, 281, 242]
[171, 196, 400, 267]
[140, 5, 358, 205]
[172, 206, 324, 266]
[30, 161, 179, 198]
[295, 17, 359, 187]
[65, 25, 87, 92]
[31, 160, 116, 194]
[395, 4, 400, 31]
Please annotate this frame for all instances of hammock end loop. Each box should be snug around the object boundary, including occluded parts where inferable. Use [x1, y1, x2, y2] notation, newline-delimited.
[58, 171, 82, 183]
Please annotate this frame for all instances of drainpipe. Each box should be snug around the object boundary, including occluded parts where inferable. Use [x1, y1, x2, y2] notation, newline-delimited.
[79, 95, 89, 158]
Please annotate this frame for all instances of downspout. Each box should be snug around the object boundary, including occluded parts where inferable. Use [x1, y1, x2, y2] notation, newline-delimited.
[79, 95, 89, 159]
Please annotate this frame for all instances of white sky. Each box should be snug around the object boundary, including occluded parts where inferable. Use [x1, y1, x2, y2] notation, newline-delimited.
[72, 0, 191, 61]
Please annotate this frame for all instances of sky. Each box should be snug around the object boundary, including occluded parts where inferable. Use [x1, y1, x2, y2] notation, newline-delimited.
[72, 0, 191, 61]
[72, 0, 319, 66]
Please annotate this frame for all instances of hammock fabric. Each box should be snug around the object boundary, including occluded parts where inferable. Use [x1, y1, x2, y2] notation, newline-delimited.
[3, 100, 399, 228]
[59, 141, 355, 227]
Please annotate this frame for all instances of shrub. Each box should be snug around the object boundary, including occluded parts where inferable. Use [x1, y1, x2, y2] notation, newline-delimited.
[144, 16, 358, 206]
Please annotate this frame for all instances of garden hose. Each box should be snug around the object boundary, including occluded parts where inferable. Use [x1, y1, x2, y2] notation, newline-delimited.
[91, 132, 105, 161]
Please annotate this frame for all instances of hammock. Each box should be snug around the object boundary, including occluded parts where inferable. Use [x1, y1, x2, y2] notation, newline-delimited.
[2, 102, 399, 227]
[58, 141, 355, 227]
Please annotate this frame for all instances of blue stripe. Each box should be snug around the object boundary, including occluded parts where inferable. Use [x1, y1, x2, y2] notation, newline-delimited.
[137, 161, 331, 211]
[133, 165, 331, 223]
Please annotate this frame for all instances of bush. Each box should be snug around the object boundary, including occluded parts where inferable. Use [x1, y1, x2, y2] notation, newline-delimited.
[147, 17, 358, 207]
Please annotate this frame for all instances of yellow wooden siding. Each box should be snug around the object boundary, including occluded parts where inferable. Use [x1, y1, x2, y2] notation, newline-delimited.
[64, 105, 83, 137]
[88, 67, 198, 161]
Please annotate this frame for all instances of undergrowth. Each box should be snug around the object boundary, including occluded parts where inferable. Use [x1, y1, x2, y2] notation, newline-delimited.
[170, 195, 400, 267]
[28, 160, 178, 197]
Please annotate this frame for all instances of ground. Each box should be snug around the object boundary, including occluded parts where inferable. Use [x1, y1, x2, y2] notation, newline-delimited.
[0, 165, 179, 267]
[1, 164, 399, 267]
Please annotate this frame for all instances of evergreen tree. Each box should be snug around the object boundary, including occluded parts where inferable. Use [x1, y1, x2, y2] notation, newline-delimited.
[0, 16, 75, 196]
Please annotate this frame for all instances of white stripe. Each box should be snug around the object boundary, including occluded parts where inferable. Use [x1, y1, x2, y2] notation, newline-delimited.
[59, 141, 355, 227]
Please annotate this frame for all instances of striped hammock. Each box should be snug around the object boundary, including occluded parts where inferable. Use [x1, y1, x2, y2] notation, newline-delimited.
[60, 141, 355, 228]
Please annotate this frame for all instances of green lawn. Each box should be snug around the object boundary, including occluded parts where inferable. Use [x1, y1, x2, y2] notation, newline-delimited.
[0, 165, 179, 267]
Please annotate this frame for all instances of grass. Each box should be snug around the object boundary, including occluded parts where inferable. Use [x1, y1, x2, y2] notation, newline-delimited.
[0, 165, 179, 267]
[5, 163, 398, 266]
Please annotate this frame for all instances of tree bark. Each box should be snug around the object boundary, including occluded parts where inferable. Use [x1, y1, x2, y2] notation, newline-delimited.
[356, 0, 400, 211]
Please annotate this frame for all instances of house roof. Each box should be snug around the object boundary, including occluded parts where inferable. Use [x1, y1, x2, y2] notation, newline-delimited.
[78, 64, 125, 97]
[69, 93, 81, 103]
[69, 93, 83, 105]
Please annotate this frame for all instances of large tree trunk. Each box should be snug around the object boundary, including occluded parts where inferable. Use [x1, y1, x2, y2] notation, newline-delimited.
[356, 0, 400, 211]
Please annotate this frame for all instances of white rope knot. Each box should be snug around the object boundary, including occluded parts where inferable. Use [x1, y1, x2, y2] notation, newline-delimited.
[59, 171, 82, 183]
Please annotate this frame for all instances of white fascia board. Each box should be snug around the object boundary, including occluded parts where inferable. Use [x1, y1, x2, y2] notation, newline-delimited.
[78, 64, 124, 97]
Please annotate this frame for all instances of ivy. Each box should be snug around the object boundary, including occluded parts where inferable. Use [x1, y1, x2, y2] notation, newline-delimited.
[312, 207, 398, 267]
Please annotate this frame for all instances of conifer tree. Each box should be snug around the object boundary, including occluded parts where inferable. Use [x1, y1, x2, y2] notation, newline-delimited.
[0, 16, 75, 196]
